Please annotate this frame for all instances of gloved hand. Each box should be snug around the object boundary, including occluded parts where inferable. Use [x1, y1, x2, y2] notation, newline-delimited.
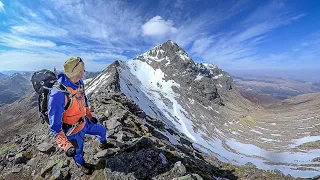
[90, 117, 98, 124]
[66, 146, 76, 157]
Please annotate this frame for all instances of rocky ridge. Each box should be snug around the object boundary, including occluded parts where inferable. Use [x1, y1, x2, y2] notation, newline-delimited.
[0, 88, 300, 180]
[0, 40, 319, 179]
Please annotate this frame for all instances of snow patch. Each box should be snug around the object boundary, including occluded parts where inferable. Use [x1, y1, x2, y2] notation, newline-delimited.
[86, 73, 110, 94]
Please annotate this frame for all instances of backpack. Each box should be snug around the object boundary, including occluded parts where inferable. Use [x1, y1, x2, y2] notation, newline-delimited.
[30, 69, 73, 124]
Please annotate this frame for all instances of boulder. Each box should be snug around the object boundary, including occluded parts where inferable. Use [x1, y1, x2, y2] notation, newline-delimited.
[37, 142, 55, 154]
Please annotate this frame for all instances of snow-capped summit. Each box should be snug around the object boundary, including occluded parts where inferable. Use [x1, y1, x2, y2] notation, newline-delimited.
[136, 40, 194, 67]
[86, 40, 243, 147]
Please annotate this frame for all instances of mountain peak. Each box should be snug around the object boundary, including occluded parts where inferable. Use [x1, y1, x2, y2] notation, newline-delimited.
[151, 40, 186, 54]
[135, 40, 192, 66]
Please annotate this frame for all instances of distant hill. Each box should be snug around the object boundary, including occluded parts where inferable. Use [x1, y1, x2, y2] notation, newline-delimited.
[230, 72, 320, 100]
[0, 70, 33, 76]
[0, 73, 33, 106]
[228, 69, 320, 83]
[0, 72, 7, 80]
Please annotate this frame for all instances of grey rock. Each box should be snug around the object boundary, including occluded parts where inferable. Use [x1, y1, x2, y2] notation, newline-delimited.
[12, 167, 22, 173]
[14, 153, 27, 164]
[313, 175, 320, 180]
[8, 157, 15, 162]
[62, 159, 70, 168]
[106, 147, 168, 179]
[51, 170, 62, 180]
[246, 172, 264, 180]
[312, 157, 320, 162]
[105, 170, 138, 180]
[27, 158, 37, 166]
[61, 167, 71, 179]
[0, 165, 3, 172]
[172, 174, 194, 180]
[40, 159, 57, 177]
[94, 149, 117, 159]
[153, 161, 186, 180]
[106, 118, 122, 130]
[191, 174, 204, 180]
[124, 136, 154, 152]
[37, 142, 55, 154]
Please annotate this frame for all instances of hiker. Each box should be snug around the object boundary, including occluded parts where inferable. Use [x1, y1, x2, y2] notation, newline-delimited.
[47, 57, 113, 174]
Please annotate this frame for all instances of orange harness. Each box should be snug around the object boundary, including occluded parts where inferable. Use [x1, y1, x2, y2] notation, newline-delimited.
[62, 85, 86, 136]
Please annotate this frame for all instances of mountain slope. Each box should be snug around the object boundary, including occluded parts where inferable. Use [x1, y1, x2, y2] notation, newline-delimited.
[0, 73, 7, 80]
[0, 73, 33, 106]
[85, 40, 320, 177]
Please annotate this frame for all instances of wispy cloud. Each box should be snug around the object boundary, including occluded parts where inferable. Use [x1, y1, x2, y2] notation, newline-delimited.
[187, 1, 306, 69]
[0, 1, 4, 12]
[0, 0, 317, 71]
[0, 33, 56, 48]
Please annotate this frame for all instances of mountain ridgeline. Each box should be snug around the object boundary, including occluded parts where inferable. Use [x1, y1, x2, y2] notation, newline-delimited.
[0, 40, 319, 179]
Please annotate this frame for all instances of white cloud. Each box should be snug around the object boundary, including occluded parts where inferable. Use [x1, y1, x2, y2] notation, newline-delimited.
[0, 51, 69, 71]
[292, 14, 305, 21]
[0, 50, 126, 71]
[142, 16, 178, 37]
[11, 25, 68, 37]
[0, 34, 56, 48]
[190, 37, 215, 54]
[42, 9, 55, 19]
[0, 1, 4, 12]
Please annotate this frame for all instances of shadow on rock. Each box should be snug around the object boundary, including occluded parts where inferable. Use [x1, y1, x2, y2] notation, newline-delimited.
[100, 136, 238, 180]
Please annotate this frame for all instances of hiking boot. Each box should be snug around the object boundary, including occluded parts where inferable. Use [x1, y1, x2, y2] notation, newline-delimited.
[81, 163, 93, 175]
[99, 141, 115, 149]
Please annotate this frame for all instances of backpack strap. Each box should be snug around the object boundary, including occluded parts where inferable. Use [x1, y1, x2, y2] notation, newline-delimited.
[52, 82, 74, 111]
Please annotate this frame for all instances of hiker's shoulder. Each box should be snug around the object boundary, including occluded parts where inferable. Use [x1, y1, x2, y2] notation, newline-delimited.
[49, 88, 65, 98]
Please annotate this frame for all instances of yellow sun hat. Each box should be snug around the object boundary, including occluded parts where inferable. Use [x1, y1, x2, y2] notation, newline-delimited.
[64, 57, 85, 78]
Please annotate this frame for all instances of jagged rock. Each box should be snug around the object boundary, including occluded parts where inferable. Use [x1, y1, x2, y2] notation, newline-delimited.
[61, 167, 71, 179]
[40, 159, 57, 177]
[51, 170, 63, 180]
[246, 172, 265, 180]
[49, 160, 71, 180]
[0, 165, 3, 172]
[94, 148, 118, 159]
[115, 131, 135, 142]
[8, 157, 15, 162]
[106, 147, 169, 179]
[62, 159, 70, 168]
[190, 174, 203, 180]
[172, 174, 194, 180]
[124, 136, 154, 152]
[37, 142, 55, 154]
[14, 153, 27, 164]
[12, 167, 22, 173]
[14, 138, 23, 144]
[153, 161, 186, 180]
[27, 158, 36, 166]
[313, 175, 320, 180]
[152, 129, 170, 142]
[312, 157, 320, 162]
[105, 118, 122, 130]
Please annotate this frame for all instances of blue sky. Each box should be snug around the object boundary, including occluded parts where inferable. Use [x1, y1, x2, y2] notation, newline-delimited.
[0, 0, 319, 71]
